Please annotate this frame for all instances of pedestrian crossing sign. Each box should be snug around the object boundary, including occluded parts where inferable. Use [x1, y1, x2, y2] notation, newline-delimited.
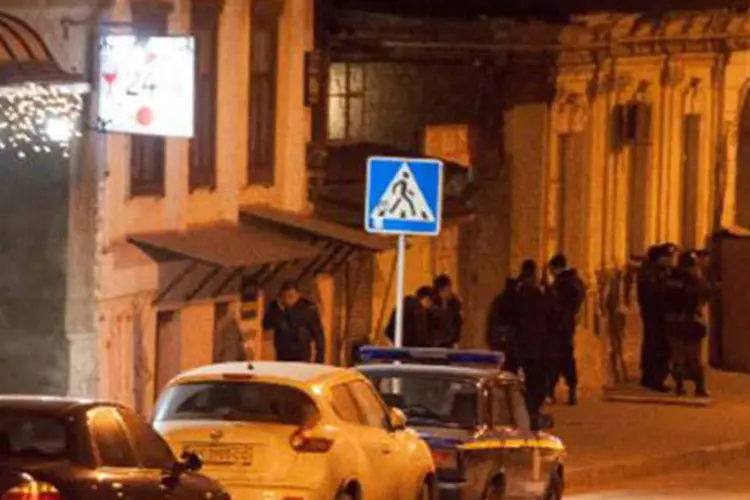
[365, 156, 444, 236]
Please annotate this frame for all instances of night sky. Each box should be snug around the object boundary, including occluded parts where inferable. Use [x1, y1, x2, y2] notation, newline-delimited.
[330, 0, 750, 21]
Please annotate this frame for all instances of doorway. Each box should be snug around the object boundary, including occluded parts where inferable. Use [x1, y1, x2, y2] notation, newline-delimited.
[154, 310, 180, 398]
[736, 93, 750, 227]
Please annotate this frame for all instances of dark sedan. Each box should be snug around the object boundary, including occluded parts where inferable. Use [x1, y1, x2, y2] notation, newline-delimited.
[0, 396, 229, 500]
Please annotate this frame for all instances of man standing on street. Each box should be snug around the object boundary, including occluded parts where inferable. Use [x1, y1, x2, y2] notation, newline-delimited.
[262, 281, 326, 363]
[514, 259, 551, 429]
[486, 277, 521, 374]
[546, 254, 586, 405]
[638, 245, 670, 392]
[430, 274, 463, 348]
[385, 286, 434, 347]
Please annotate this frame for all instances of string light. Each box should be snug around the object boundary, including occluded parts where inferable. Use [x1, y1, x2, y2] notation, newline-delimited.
[0, 83, 84, 159]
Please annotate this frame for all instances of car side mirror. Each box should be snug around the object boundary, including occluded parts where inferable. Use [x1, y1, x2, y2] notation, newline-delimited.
[181, 451, 203, 472]
[389, 407, 407, 431]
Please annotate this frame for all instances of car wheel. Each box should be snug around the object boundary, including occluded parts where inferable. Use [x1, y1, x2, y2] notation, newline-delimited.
[543, 470, 563, 500]
[482, 476, 505, 500]
[415, 480, 431, 500]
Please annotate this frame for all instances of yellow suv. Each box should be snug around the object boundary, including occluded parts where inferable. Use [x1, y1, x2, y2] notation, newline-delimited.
[153, 362, 436, 500]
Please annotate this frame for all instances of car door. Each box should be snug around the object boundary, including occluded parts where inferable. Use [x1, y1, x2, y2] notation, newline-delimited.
[329, 382, 398, 500]
[117, 407, 181, 498]
[87, 406, 153, 500]
[347, 380, 408, 499]
[506, 384, 552, 498]
[489, 383, 532, 498]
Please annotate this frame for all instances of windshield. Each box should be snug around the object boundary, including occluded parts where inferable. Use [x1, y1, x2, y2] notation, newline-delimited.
[0, 412, 68, 461]
[154, 381, 318, 425]
[368, 375, 478, 429]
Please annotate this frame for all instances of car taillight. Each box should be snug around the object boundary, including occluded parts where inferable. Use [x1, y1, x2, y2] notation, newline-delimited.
[289, 414, 334, 453]
[432, 448, 459, 470]
[2, 481, 62, 500]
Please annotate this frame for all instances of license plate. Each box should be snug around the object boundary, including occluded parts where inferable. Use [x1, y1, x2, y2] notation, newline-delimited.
[187, 443, 254, 466]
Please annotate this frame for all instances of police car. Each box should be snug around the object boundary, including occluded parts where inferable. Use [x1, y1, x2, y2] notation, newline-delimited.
[357, 347, 565, 500]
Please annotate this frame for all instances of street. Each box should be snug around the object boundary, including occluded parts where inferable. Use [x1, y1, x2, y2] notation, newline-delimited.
[569, 458, 750, 499]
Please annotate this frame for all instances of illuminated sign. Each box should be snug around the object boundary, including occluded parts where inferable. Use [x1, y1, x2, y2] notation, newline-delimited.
[96, 35, 195, 138]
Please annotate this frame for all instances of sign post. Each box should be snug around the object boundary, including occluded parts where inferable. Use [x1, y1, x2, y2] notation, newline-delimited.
[365, 156, 444, 347]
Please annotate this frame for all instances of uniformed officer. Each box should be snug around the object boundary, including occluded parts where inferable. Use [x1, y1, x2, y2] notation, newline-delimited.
[664, 252, 711, 397]
[262, 281, 326, 363]
[638, 245, 670, 392]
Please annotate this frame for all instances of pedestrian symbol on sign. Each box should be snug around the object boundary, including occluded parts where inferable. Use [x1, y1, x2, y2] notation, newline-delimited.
[371, 163, 436, 230]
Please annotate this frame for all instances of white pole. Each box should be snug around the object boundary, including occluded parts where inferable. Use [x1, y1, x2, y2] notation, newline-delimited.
[394, 234, 407, 347]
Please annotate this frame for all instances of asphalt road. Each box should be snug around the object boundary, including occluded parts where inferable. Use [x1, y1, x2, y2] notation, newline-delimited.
[568, 457, 750, 499]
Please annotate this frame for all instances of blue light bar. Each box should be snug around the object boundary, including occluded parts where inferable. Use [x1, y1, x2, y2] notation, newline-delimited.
[357, 346, 504, 366]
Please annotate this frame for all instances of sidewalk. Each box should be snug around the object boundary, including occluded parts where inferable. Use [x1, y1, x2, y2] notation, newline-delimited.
[552, 369, 750, 491]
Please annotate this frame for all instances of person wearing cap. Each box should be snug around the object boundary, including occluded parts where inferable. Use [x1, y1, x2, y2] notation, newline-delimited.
[663, 251, 711, 397]
[430, 274, 463, 348]
[385, 286, 434, 347]
[262, 281, 326, 363]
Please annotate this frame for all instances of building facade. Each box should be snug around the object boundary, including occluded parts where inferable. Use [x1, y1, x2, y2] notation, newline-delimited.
[318, 7, 750, 388]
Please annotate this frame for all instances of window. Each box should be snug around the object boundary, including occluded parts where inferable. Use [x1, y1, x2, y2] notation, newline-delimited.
[348, 381, 389, 429]
[327, 63, 365, 141]
[490, 387, 513, 428]
[189, 1, 220, 191]
[0, 412, 68, 460]
[369, 375, 479, 429]
[330, 385, 363, 425]
[153, 382, 317, 426]
[129, 1, 171, 197]
[681, 115, 700, 248]
[627, 102, 652, 258]
[509, 387, 531, 431]
[88, 408, 137, 467]
[248, 0, 282, 186]
[118, 408, 174, 469]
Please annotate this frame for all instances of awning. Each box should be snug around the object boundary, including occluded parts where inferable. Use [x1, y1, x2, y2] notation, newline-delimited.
[128, 222, 324, 304]
[127, 222, 320, 268]
[241, 204, 393, 252]
[0, 12, 82, 85]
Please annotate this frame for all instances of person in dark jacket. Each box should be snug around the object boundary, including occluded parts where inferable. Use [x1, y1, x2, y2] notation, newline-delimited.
[262, 281, 325, 363]
[514, 259, 552, 429]
[386, 286, 433, 347]
[486, 278, 520, 374]
[638, 245, 670, 392]
[664, 252, 711, 397]
[430, 274, 463, 348]
[546, 254, 586, 406]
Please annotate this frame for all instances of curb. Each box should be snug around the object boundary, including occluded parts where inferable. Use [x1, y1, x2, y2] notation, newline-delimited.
[565, 440, 750, 492]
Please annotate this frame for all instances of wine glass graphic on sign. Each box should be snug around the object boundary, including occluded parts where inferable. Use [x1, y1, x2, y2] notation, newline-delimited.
[101, 58, 118, 96]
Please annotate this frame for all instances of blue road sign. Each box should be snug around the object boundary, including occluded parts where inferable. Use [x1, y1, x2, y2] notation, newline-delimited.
[365, 156, 444, 236]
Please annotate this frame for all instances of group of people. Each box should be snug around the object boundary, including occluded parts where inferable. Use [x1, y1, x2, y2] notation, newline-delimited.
[638, 244, 712, 397]
[486, 254, 586, 424]
[384, 274, 464, 349]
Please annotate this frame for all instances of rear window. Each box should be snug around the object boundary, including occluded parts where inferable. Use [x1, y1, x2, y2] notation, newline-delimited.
[154, 382, 317, 426]
[0, 413, 68, 461]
